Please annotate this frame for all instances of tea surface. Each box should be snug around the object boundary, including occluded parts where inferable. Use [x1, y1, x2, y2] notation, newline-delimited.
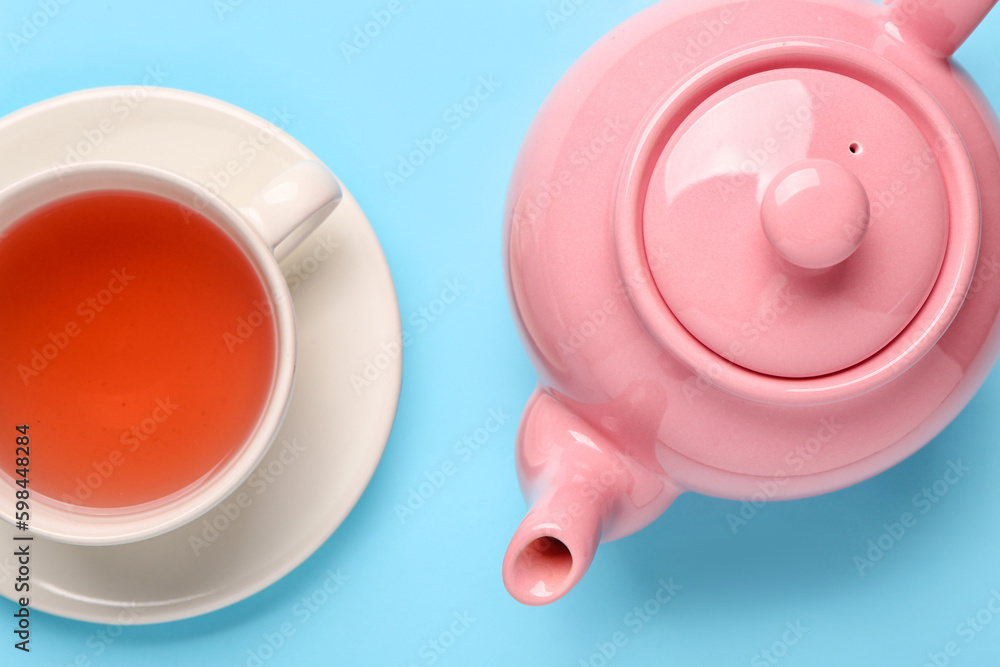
[0, 191, 277, 509]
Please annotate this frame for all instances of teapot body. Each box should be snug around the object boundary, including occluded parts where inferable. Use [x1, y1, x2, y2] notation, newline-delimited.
[503, 0, 1000, 605]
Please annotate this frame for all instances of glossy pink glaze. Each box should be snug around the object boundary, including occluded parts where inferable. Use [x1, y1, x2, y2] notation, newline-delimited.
[503, 0, 1000, 605]
[760, 158, 870, 270]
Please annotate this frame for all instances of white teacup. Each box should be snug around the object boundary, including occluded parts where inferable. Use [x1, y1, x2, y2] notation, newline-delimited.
[0, 159, 341, 545]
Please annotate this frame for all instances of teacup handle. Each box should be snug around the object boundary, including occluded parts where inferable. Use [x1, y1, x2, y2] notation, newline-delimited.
[239, 160, 343, 261]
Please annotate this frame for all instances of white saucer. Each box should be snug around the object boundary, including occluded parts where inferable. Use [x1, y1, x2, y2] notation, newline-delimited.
[0, 88, 402, 624]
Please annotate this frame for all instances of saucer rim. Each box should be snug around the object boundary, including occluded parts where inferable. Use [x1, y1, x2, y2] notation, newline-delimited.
[0, 86, 402, 625]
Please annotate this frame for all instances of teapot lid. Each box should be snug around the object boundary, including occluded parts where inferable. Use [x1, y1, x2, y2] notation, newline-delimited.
[616, 41, 980, 402]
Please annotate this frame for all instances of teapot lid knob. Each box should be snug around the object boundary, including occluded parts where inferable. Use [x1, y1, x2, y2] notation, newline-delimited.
[760, 159, 870, 270]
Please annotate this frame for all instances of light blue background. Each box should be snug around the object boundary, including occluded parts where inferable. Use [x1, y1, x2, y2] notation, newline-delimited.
[3, 1, 1000, 665]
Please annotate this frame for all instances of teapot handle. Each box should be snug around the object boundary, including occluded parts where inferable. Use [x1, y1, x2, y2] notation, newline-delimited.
[884, 0, 998, 56]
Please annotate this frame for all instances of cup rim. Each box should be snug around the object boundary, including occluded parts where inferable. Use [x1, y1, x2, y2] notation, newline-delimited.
[0, 160, 297, 545]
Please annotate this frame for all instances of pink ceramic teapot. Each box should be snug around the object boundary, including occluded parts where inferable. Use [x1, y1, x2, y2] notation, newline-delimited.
[501, 0, 1000, 605]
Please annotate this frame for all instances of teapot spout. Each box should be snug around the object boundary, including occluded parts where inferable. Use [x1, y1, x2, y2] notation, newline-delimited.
[502, 478, 607, 606]
[886, 0, 998, 56]
[503, 391, 681, 605]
